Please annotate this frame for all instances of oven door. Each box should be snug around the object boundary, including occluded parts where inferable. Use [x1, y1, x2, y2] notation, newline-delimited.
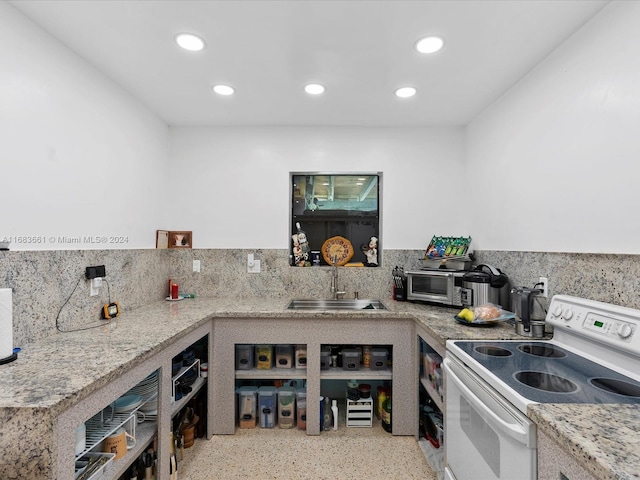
[444, 355, 537, 480]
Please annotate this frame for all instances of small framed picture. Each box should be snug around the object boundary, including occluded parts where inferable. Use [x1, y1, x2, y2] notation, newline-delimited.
[169, 231, 192, 249]
[156, 230, 192, 249]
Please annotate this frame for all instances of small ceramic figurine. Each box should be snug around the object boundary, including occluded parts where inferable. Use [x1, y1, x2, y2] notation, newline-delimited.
[297, 230, 310, 259]
[362, 236, 378, 266]
[292, 234, 303, 265]
[293, 222, 311, 266]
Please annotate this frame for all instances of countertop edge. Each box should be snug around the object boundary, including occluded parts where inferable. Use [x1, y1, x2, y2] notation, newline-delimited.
[528, 403, 640, 480]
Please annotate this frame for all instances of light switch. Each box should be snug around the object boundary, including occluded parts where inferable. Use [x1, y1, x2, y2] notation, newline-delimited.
[193, 260, 201, 272]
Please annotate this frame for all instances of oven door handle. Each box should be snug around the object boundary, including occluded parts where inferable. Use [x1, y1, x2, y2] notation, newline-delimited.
[444, 357, 532, 446]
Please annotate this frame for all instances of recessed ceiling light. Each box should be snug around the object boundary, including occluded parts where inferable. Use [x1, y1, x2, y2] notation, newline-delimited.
[212, 84, 235, 96]
[415, 36, 444, 54]
[175, 33, 206, 51]
[395, 87, 417, 98]
[304, 84, 325, 95]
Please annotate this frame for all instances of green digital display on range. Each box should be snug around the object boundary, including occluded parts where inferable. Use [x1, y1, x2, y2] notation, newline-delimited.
[594, 320, 604, 328]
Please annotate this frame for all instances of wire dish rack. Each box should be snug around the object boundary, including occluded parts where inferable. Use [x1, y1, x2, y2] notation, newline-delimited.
[79, 411, 137, 460]
[76, 390, 158, 460]
[172, 358, 200, 402]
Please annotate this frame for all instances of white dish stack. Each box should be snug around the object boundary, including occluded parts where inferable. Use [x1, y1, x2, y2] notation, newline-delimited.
[126, 371, 159, 418]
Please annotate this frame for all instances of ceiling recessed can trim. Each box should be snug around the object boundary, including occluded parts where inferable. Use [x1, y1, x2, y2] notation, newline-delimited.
[415, 35, 445, 54]
[212, 84, 235, 96]
[395, 86, 417, 98]
[304, 83, 325, 95]
[175, 33, 206, 51]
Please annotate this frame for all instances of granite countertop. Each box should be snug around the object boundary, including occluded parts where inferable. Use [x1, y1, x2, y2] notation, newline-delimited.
[529, 404, 640, 480]
[0, 298, 523, 414]
[0, 297, 220, 414]
[396, 300, 528, 346]
[1, 297, 638, 479]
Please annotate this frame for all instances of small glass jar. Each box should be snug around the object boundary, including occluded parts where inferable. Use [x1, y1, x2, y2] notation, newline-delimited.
[362, 346, 372, 368]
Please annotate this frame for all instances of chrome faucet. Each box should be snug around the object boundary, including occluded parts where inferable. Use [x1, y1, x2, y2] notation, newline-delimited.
[330, 255, 346, 300]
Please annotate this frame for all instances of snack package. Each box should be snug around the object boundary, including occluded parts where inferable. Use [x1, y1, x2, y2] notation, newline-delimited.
[473, 303, 502, 320]
[457, 304, 514, 323]
[424, 235, 472, 259]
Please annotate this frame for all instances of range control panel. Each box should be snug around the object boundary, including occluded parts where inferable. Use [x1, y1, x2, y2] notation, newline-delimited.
[548, 295, 640, 354]
[583, 312, 635, 339]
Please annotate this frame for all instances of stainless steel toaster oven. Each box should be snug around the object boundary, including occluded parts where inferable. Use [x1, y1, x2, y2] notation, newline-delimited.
[405, 269, 465, 307]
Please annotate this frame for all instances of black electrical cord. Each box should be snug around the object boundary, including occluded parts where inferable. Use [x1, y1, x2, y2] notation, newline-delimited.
[103, 278, 111, 303]
[55, 274, 112, 333]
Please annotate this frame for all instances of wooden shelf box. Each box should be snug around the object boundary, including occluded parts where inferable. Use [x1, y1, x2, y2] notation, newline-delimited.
[156, 230, 192, 249]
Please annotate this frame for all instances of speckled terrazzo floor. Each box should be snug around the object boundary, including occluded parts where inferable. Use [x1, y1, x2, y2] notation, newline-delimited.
[178, 424, 437, 480]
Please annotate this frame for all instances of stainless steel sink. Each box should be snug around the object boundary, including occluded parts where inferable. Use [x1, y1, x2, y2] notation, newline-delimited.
[286, 299, 388, 310]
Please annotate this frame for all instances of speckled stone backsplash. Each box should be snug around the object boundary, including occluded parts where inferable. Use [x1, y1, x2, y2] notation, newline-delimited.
[474, 251, 640, 311]
[0, 249, 171, 345]
[2, 248, 640, 345]
[164, 249, 424, 303]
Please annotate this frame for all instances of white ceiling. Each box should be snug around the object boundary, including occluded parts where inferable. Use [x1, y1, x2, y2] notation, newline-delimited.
[11, 0, 609, 127]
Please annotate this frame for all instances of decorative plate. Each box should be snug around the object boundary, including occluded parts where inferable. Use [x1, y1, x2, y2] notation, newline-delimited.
[321, 236, 354, 266]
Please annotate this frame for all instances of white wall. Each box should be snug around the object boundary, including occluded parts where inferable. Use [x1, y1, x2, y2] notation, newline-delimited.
[466, 1, 640, 254]
[6, 0, 636, 255]
[0, 2, 168, 250]
[0, 0, 466, 253]
[167, 126, 465, 249]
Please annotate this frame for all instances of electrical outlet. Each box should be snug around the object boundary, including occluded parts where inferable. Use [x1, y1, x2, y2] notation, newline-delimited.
[90, 277, 102, 296]
[85, 265, 106, 279]
[539, 277, 548, 297]
[193, 260, 201, 273]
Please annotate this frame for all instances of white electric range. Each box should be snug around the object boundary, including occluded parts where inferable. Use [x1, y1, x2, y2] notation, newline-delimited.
[444, 294, 640, 480]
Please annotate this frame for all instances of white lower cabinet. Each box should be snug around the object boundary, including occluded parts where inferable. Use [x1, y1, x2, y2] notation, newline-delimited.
[212, 317, 416, 437]
[75, 373, 159, 480]
[57, 323, 211, 480]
